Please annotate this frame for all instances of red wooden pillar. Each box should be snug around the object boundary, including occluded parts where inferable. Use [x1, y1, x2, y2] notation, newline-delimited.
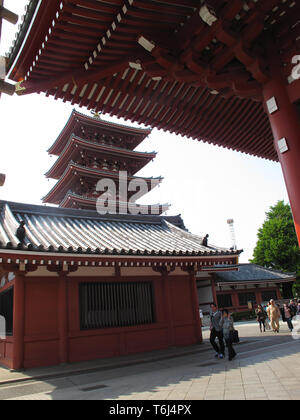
[231, 290, 239, 311]
[162, 270, 175, 347]
[189, 271, 202, 343]
[255, 289, 261, 306]
[276, 284, 282, 300]
[115, 267, 126, 355]
[58, 274, 68, 364]
[262, 40, 300, 247]
[12, 274, 25, 370]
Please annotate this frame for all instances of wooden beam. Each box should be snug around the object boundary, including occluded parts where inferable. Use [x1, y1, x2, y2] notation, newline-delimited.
[0, 6, 18, 25]
[16, 60, 129, 95]
[0, 79, 15, 95]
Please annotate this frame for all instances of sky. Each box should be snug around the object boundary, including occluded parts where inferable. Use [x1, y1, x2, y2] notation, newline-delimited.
[0, 1, 290, 263]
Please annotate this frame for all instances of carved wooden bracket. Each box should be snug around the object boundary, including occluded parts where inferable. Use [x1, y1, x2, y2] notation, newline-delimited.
[152, 265, 176, 275]
[46, 263, 78, 275]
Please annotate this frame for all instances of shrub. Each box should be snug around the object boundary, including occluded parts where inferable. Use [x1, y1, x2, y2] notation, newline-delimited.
[231, 310, 256, 322]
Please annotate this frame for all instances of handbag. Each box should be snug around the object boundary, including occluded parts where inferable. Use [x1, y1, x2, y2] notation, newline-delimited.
[230, 329, 239, 343]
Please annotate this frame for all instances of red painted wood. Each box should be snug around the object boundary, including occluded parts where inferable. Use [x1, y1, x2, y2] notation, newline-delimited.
[8, 0, 299, 164]
[190, 272, 203, 343]
[12, 275, 25, 370]
[4, 272, 203, 369]
[263, 38, 300, 247]
[58, 276, 68, 364]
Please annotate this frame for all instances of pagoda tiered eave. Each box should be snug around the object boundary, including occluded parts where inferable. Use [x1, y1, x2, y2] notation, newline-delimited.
[46, 135, 157, 179]
[59, 191, 170, 215]
[43, 162, 163, 205]
[48, 109, 152, 156]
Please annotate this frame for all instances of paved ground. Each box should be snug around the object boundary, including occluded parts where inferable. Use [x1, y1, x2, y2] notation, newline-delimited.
[0, 320, 300, 401]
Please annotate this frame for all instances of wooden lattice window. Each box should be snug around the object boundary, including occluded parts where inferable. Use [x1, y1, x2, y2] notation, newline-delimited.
[238, 292, 256, 306]
[217, 294, 233, 309]
[79, 282, 155, 330]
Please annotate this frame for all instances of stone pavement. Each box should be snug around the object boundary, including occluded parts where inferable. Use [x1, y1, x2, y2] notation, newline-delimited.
[0, 320, 300, 400]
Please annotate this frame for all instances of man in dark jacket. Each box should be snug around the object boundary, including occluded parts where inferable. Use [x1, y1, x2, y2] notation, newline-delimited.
[288, 300, 297, 318]
[209, 303, 225, 359]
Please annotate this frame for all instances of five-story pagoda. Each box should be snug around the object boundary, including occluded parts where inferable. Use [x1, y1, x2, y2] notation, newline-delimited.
[44, 110, 169, 215]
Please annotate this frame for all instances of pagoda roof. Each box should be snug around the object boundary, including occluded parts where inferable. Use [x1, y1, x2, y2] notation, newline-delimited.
[46, 135, 157, 179]
[6, 1, 300, 162]
[0, 200, 242, 267]
[42, 162, 163, 205]
[48, 109, 152, 156]
[59, 191, 170, 215]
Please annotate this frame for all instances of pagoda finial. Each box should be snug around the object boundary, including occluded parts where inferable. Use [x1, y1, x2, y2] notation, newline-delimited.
[91, 109, 101, 120]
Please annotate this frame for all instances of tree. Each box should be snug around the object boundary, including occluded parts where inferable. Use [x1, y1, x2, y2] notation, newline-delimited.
[250, 200, 300, 297]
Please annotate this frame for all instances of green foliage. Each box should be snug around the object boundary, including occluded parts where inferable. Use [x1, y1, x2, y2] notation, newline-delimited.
[293, 278, 300, 298]
[231, 310, 256, 322]
[250, 201, 300, 297]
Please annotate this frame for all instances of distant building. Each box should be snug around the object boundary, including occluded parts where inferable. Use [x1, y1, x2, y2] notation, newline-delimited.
[197, 263, 296, 313]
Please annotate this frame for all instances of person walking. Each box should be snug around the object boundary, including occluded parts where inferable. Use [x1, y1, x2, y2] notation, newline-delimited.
[281, 303, 294, 332]
[199, 305, 203, 327]
[209, 303, 225, 359]
[267, 299, 281, 333]
[297, 300, 300, 316]
[220, 309, 236, 361]
[288, 299, 297, 318]
[255, 304, 267, 332]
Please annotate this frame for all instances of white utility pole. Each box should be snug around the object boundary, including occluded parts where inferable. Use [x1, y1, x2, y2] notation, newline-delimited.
[227, 219, 237, 251]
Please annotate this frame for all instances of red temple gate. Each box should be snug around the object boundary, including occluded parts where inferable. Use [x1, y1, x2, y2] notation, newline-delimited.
[1, 0, 300, 244]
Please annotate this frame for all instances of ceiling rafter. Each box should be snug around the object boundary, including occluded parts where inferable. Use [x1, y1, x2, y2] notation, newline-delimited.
[7, 0, 300, 161]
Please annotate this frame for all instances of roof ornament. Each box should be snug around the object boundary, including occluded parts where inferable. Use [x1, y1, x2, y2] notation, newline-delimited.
[15, 79, 26, 95]
[16, 221, 26, 244]
[91, 109, 102, 120]
[202, 234, 209, 247]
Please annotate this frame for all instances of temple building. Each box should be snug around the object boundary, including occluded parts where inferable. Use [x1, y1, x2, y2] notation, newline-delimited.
[2, 0, 300, 372]
[0, 200, 241, 370]
[0, 112, 242, 370]
[43, 109, 169, 215]
[5, 0, 300, 251]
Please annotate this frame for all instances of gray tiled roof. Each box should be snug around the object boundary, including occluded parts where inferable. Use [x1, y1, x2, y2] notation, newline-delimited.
[0, 200, 239, 257]
[215, 263, 295, 284]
